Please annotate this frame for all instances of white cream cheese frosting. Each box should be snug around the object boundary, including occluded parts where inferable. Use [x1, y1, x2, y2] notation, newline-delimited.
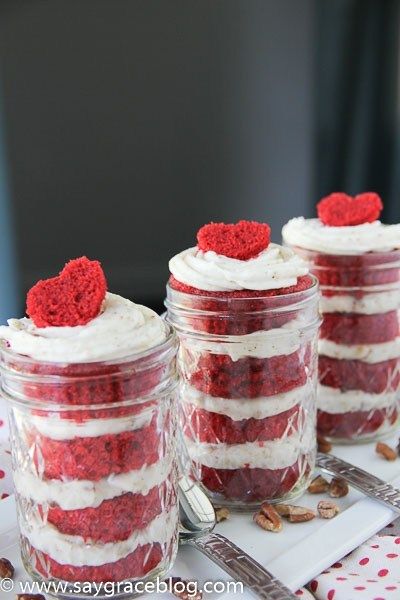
[169, 243, 308, 292]
[318, 338, 400, 364]
[282, 218, 400, 255]
[183, 312, 312, 361]
[184, 426, 314, 470]
[14, 457, 174, 510]
[181, 382, 311, 421]
[21, 509, 177, 567]
[320, 290, 400, 314]
[29, 409, 155, 440]
[0, 292, 168, 362]
[318, 385, 399, 414]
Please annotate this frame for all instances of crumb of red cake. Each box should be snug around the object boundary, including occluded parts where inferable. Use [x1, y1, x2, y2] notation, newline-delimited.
[169, 274, 313, 297]
[197, 220, 271, 260]
[26, 256, 107, 328]
[317, 192, 383, 227]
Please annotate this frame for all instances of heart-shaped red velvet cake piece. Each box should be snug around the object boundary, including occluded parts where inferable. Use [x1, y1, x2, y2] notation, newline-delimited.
[197, 220, 271, 260]
[317, 192, 383, 226]
[26, 256, 107, 327]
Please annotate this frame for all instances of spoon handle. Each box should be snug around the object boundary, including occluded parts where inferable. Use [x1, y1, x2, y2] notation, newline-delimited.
[189, 532, 297, 599]
[317, 452, 400, 513]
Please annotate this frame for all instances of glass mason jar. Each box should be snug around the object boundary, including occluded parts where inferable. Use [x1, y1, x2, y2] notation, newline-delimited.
[289, 247, 400, 443]
[0, 328, 178, 600]
[165, 279, 321, 509]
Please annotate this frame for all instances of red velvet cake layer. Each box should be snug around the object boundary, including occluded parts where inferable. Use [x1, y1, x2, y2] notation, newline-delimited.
[31, 542, 166, 583]
[46, 484, 169, 543]
[17, 360, 166, 410]
[317, 407, 398, 439]
[308, 252, 400, 288]
[319, 356, 400, 395]
[169, 275, 314, 335]
[189, 347, 310, 399]
[31, 418, 161, 480]
[182, 404, 302, 444]
[197, 460, 309, 502]
[320, 311, 399, 344]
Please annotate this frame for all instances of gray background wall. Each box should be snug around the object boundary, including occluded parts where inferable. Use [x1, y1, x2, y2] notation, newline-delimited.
[0, 0, 314, 308]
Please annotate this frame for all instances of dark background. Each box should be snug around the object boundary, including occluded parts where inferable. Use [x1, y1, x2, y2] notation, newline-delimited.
[0, 0, 399, 318]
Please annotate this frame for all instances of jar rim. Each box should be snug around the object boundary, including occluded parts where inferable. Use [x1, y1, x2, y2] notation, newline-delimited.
[290, 244, 400, 261]
[165, 274, 319, 314]
[0, 321, 177, 370]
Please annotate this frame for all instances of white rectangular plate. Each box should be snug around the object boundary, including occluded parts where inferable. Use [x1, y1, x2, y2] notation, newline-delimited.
[1, 434, 400, 599]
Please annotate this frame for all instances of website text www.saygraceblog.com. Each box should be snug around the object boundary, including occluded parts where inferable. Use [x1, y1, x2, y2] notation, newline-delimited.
[0, 576, 244, 597]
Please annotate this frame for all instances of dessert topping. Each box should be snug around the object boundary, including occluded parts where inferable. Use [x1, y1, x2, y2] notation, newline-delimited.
[26, 256, 107, 327]
[2, 293, 167, 363]
[317, 192, 383, 227]
[197, 220, 271, 260]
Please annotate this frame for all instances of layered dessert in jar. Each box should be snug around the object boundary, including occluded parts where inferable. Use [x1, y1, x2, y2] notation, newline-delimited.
[0, 257, 178, 598]
[283, 192, 400, 442]
[165, 220, 321, 508]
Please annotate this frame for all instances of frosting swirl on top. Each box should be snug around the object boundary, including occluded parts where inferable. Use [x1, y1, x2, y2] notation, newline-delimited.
[282, 217, 400, 255]
[0, 292, 168, 363]
[169, 243, 309, 292]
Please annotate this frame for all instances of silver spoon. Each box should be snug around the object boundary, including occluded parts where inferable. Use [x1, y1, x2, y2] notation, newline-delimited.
[178, 476, 297, 599]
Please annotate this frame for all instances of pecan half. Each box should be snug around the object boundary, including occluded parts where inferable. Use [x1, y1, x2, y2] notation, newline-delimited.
[274, 504, 316, 522]
[0, 557, 14, 579]
[317, 434, 332, 453]
[318, 500, 340, 519]
[308, 475, 330, 494]
[215, 507, 230, 522]
[376, 442, 397, 461]
[166, 578, 202, 600]
[253, 503, 282, 532]
[329, 477, 349, 498]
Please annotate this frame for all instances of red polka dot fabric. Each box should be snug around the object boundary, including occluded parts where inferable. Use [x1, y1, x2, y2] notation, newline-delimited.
[296, 590, 315, 598]
[308, 534, 400, 599]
